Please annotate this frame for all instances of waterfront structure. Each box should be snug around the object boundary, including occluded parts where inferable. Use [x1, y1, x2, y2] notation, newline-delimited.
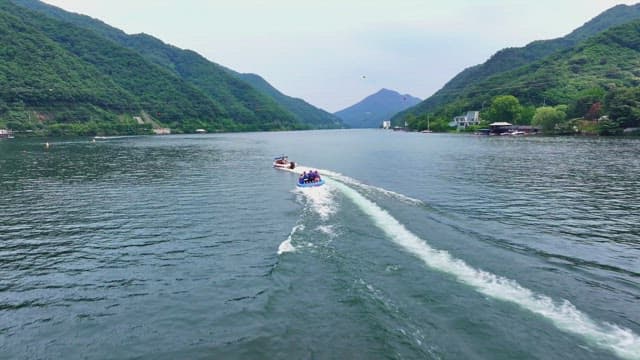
[0, 129, 13, 139]
[489, 122, 512, 135]
[153, 128, 171, 135]
[450, 111, 480, 129]
[382, 120, 391, 129]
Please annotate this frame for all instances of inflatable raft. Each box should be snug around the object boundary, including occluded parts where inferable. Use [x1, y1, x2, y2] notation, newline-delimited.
[297, 179, 325, 188]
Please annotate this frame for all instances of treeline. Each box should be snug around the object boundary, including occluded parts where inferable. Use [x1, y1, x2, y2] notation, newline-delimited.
[406, 85, 640, 135]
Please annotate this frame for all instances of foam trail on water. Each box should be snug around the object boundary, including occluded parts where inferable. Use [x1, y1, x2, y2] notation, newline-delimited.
[316, 225, 337, 238]
[295, 181, 335, 221]
[332, 180, 640, 360]
[278, 165, 336, 220]
[278, 165, 423, 205]
[278, 224, 304, 255]
[321, 169, 424, 206]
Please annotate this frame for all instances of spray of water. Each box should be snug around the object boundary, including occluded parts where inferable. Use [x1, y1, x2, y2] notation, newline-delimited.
[278, 224, 304, 255]
[276, 165, 338, 255]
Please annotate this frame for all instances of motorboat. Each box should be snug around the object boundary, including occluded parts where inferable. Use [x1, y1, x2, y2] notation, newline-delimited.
[273, 155, 296, 169]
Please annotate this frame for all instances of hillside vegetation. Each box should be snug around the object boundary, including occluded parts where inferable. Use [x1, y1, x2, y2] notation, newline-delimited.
[234, 72, 344, 129]
[394, 4, 640, 135]
[0, 3, 209, 134]
[0, 0, 314, 135]
[11, 0, 343, 131]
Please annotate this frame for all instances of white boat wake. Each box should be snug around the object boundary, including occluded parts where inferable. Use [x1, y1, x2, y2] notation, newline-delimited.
[278, 224, 304, 255]
[277, 165, 338, 221]
[331, 179, 640, 360]
[278, 163, 640, 359]
[321, 169, 425, 206]
[276, 165, 338, 255]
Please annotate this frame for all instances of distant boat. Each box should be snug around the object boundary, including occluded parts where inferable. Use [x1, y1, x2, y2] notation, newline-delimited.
[421, 116, 432, 133]
[273, 155, 296, 169]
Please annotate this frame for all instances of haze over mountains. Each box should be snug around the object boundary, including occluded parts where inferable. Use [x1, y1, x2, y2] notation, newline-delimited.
[232, 72, 343, 129]
[335, 89, 421, 128]
[393, 3, 640, 126]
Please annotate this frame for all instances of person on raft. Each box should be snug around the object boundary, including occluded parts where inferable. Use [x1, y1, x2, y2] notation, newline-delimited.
[299, 170, 321, 184]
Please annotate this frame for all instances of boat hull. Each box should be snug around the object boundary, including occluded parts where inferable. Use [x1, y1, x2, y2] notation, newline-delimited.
[273, 161, 295, 169]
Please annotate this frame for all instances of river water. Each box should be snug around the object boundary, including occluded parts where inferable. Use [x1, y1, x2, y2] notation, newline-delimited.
[1, 130, 639, 359]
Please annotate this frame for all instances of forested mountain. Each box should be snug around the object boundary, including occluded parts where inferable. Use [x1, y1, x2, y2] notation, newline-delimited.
[398, 18, 640, 135]
[456, 20, 640, 105]
[393, 3, 640, 123]
[0, 0, 237, 135]
[1, 0, 304, 134]
[232, 72, 344, 129]
[11, 0, 344, 130]
[334, 89, 421, 128]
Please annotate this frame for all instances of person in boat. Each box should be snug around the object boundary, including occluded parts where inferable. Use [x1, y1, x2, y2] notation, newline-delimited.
[305, 171, 314, 183]
[299, 171, 306, 184]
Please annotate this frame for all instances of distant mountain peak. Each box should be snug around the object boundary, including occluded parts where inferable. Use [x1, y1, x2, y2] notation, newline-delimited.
[335, 89, 421, 128]
[376, 88, 395, 94]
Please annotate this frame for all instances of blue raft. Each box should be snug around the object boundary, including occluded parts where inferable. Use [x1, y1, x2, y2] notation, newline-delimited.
[297, 179, 325, 188]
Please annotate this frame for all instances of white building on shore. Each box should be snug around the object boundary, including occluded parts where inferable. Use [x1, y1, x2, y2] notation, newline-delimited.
[0, 129, 13, 139]
[153, 128, 171, 135]
[450, 111, 480, 129]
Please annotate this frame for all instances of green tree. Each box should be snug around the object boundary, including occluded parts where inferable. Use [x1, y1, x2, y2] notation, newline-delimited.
[520, 105, 536, 125]
[405, 114, 418, 130]
[532, 106, 567, 132]
[486, 95, 523, 124]
[598, 119, 623, 135]
[567, 87, 605, 119]
[604, 86, 640, 128]
[428, 117, 451, 132]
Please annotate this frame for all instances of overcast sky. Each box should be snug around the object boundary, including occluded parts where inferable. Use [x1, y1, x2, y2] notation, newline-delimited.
[42, 0, 638, 112]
